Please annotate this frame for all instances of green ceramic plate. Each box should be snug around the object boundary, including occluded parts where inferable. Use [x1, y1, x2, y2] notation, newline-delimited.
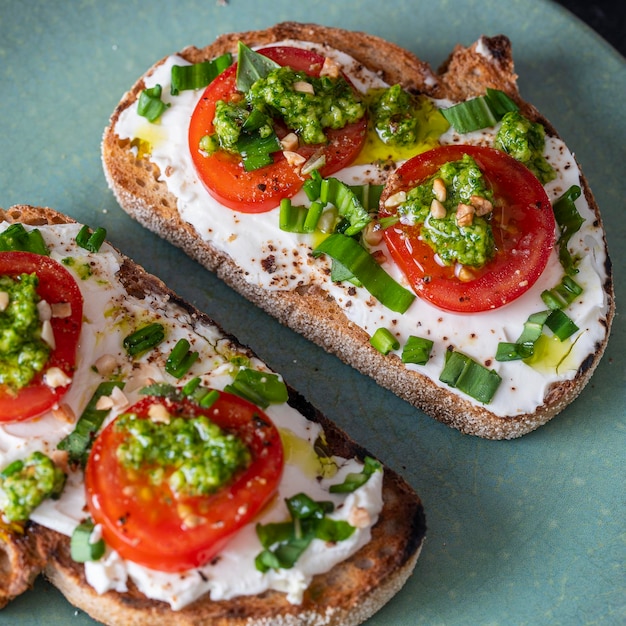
[1, 1, 624, 624]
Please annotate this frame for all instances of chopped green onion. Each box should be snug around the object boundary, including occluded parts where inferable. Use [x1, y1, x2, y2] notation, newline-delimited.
[170, 53, 232, 95]
[303, 201, 324, 233]
[378, 215, 400, 230]
[440, 88, 518, 133]
[279, 198, 308, 232]
[494, 342, 524, 362]
[401, 335, 434, 365]
[370, 327, 400, 355]
[303, 169, 323, 201]
[165, 338, 199, 379]
[287, 493, 334, 520]
[57, 382, 125, 466]
[236, 131, 282, 171]
[123, 322, 165, 357]
[0, 223, 49, 255]
[313, 234, 415, 313]
[137, 84, 170, 123]
[236, 41, 280, 92]
[330, 258, 361, 285]
[71, 518, 105, 563]
[0, 459, 24, 479]
[440, 350, 501, 403]
[197, 388, 220, 408]
[181, 376, 202, 396]
[484, 88, 519, 117]
[540, 289, 565, 311]
[279, 199, 335, 235]
[241, 107, 271, 133]
[497, 274, 582, 361]
[545, 309, 579, 341]
[255, 492, 354, 572]
[553, 185, 584, 275]
[76, 224, 107, 253]
[349, 183, 384, 211]
[320, 177, 371, 236]
[329, 456, 382, 493]
[224, 368, 288, 409]
[495, 310, 550, 361]
[541, 275, 583, 310]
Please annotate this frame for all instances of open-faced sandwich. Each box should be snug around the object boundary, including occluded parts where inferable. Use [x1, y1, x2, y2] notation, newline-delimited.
[0, 205, 425, 625]
[102, 21, 614, 441]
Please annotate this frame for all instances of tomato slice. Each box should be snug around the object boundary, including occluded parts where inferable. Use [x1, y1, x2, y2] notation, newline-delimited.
[0, 251, 83, 422]
[188, 46, 368, 213]
[85, 393, 284, 572]
[379, 145, 556, 312]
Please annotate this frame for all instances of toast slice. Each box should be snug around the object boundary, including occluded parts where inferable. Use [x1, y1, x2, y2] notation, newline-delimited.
[0, 204, 425, 625]
[102, 22, 614, 439]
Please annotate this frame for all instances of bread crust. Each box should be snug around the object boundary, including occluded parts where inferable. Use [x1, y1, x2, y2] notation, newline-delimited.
[101, 22, 614, 440]
[0, 204, 426, 625]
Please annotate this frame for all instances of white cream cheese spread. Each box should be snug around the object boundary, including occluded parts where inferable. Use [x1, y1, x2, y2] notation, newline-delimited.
[0, 221, 383, 609]
[113, 39, 610, 418]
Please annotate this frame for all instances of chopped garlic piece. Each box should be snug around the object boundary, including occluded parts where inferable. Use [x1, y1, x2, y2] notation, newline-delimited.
[40, 319, 56, 349]
[52, 404, 76, 423]
[95, 387, 129, 412]
[293, 80, 314, 95]
[44, 366, 72, 388]
[320, 56, 341, 78]
[37, 299, 52, 321]
[384, 190, 407, 208]
[283, 150, 306, 169]
[148, 403, 170, 423]
[95, 395, 114, 410]
[280, 132, 299, 151]
[94, 354, 118, 377]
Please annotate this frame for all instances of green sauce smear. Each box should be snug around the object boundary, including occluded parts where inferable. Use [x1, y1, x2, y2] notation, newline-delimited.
[0, 451, 66, 522]
[115, 411, 251, 498]
[210, 65, 365, 155]
[495, 111, 556, 184]
[0, 273, 51, 391]
[398, 154, 495, 268]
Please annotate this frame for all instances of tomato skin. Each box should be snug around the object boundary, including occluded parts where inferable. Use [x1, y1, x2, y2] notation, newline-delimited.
[188, 46, 367, 213]
[0, 252, 83, 422]
[85, 393, 284, 573]
[379, 145, 556, 313]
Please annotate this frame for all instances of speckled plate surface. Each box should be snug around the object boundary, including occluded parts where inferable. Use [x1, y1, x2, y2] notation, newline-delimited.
[1, 1, 624, 624]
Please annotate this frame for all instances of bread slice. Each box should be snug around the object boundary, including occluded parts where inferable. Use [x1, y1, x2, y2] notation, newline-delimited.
[0, 204, 425, 624]
[101, 22, 614, 439]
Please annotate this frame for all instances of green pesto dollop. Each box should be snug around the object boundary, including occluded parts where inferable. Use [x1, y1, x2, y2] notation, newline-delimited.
[0, 451, 66, 522]
[494, 111, 556, 184]
[0, 273, 51, 391]
[398, 154, 495, 268]
[369, 84, 422, 146]
[115, 411, 251, 498]
[210, 66, 365, 154]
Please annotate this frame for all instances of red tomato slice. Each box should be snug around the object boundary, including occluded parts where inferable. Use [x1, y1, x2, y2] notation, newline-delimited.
[85, 393, 284, 572]
[379, 145, 556, 313]
[188, 46, 368, 213]
[0, 252, 83, 422]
